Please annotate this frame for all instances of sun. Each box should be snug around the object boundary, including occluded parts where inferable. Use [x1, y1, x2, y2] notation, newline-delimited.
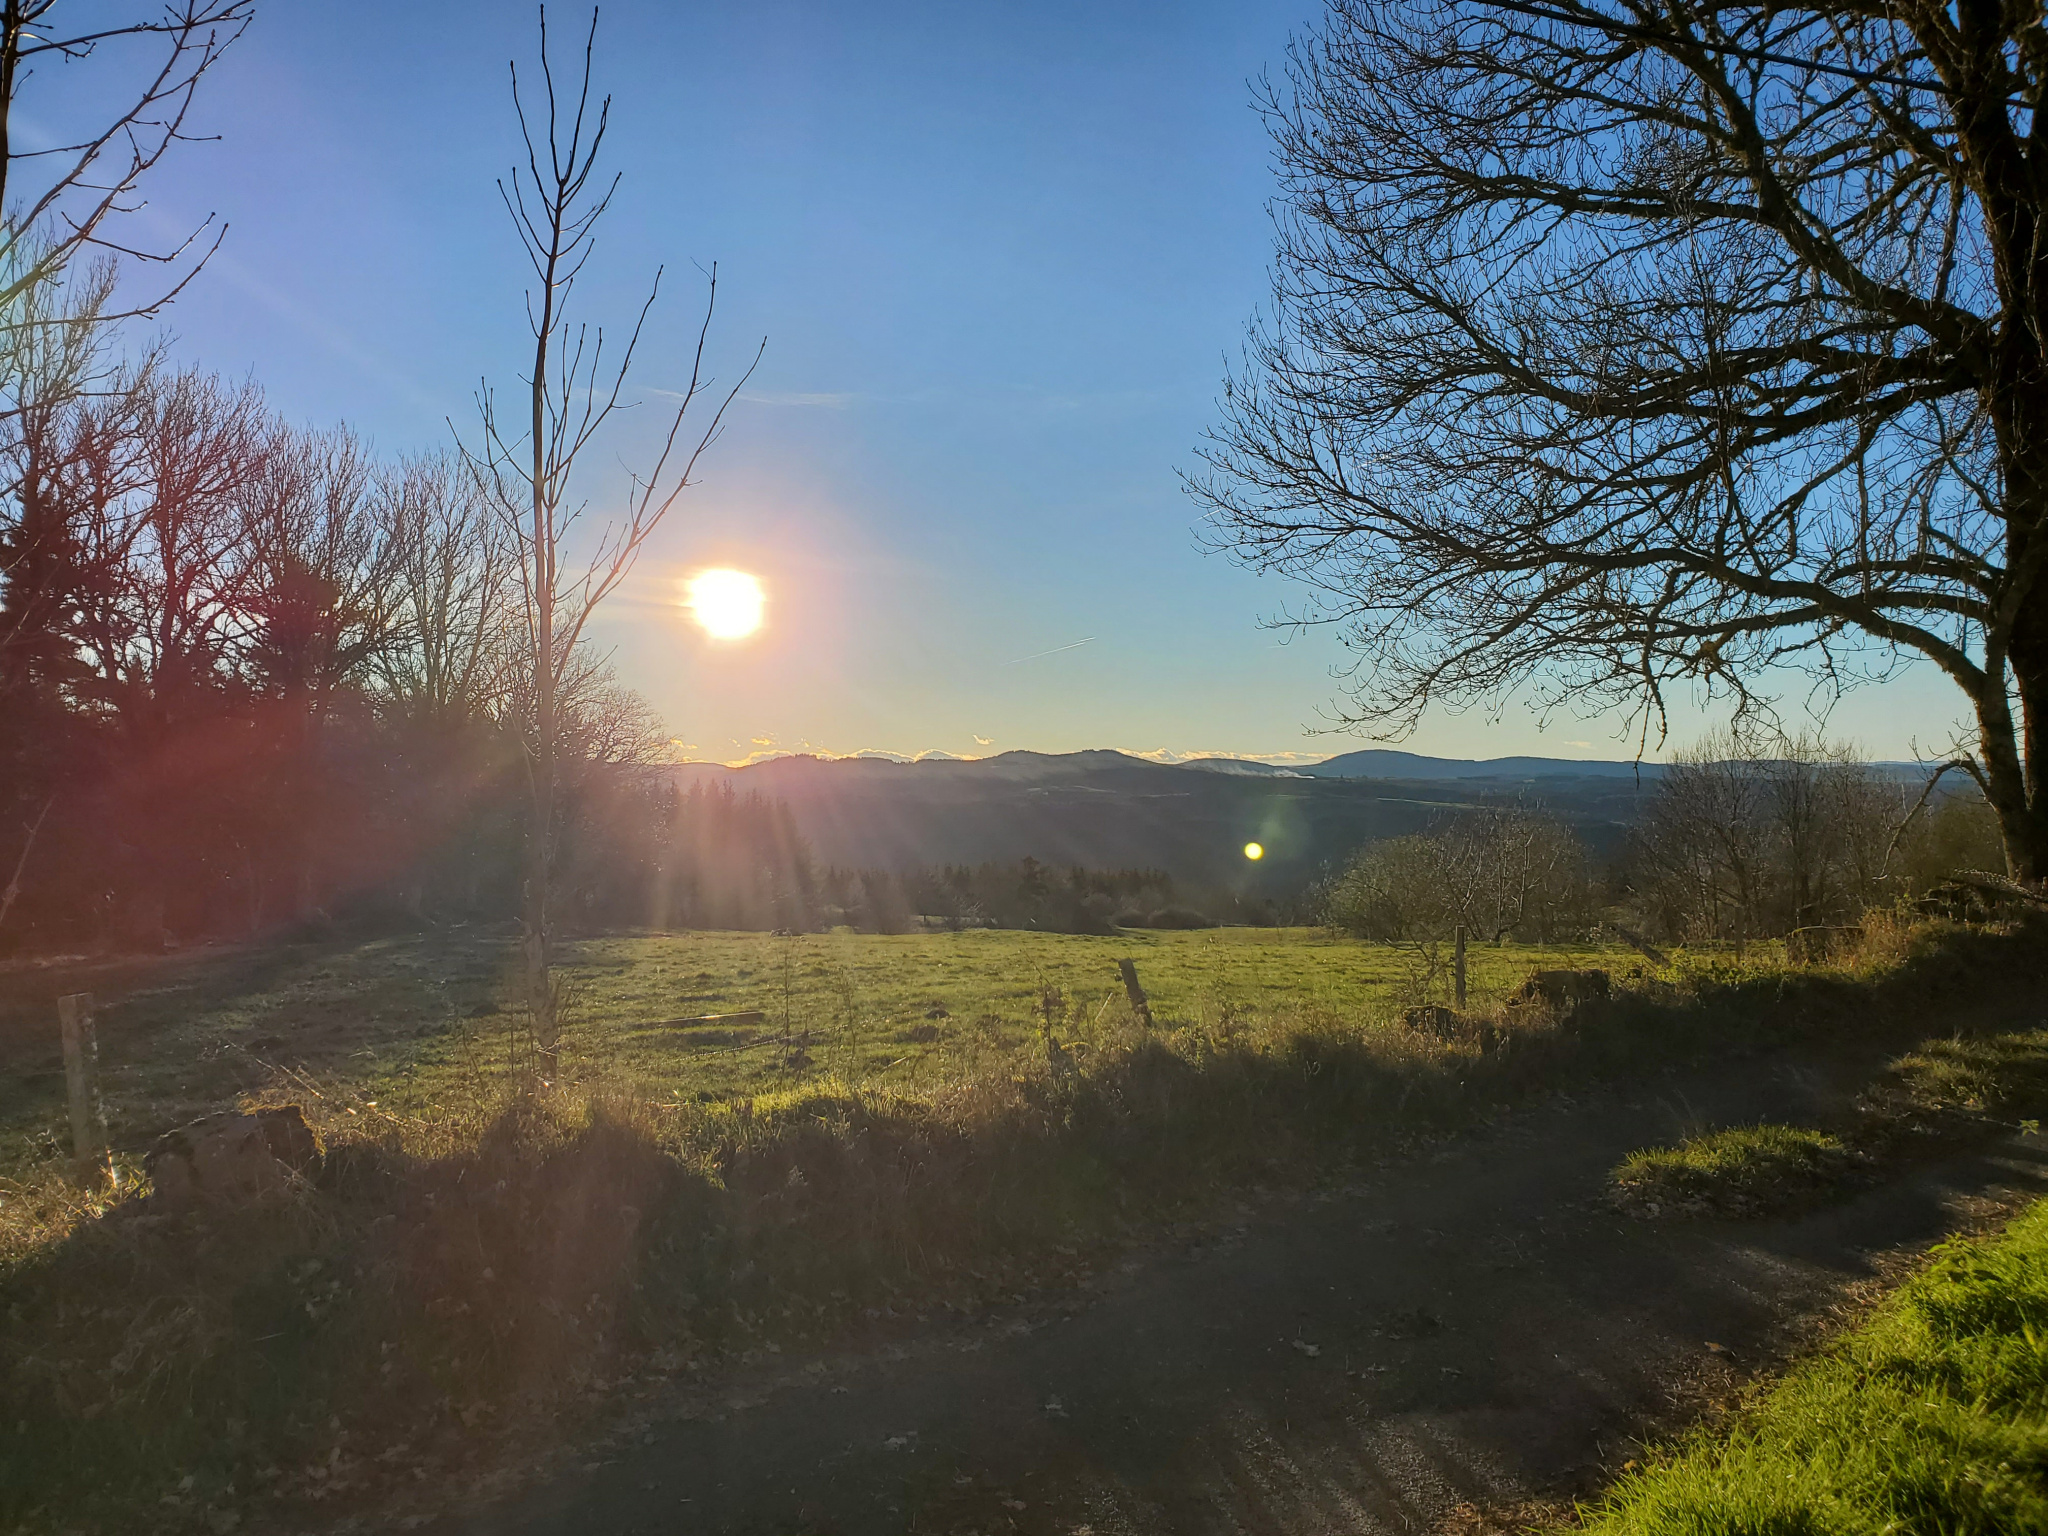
[1243, 842, 1265, 861]
[684, 568, 764, 640]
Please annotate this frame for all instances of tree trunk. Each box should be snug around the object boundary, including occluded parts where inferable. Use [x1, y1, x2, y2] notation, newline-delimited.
[525, 545, 558, 1063]
[524, 760, 554, 1061]
[1975, 669, 2048, 882]
[287, 683, 319, 924]
[526, 279, 559, 1067]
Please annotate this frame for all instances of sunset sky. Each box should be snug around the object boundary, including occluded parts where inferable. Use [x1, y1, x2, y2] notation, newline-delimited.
[105, 0, 1969, 765]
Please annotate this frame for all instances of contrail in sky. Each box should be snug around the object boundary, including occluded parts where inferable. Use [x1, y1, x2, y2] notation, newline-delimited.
[1002, 637, 1096, 665]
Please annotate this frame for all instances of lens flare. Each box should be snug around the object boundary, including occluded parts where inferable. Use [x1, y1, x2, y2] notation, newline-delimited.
[684, 568, 764, 640]
[1243, 842, 1264, 861]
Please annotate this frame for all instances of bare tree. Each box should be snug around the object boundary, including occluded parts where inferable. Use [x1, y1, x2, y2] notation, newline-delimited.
[0, 0, 250, 343]
[554, 647, 670, 767]
[0, 267, 150, 685]
[373, 452, 509, 727]
[1628, 737, 1778, 940]
[1194, 0, 2048, 876]
[239, 424, 398, 918]
[1325, 833, 1452, 942]
[1627, 732, 1911, 939]
[466, 7, 759, 1063]
[69, 367, 267, 732]
[1450, 804, 1591, 943]
[240, 425, 395, 720]
[1325, 804, 1592, 945]
[0, 0, 250, 654]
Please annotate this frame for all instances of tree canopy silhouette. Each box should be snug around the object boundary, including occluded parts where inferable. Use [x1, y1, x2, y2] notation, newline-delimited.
[1193, 0, 2048, 874]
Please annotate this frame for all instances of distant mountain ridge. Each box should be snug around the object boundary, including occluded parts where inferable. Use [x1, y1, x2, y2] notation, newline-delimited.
[664, 748, 1671, 889]
[1181, 749, 1669, 781]
[702, 748, 1665, 780]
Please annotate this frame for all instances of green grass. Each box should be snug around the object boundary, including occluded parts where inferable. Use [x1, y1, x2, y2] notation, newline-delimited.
[0, 926, 1630, 1182]
[1577, 1195, 2048, 1536]
[1881, 1031, 2048, 1122]
[1610, 1124, 1856, 1216]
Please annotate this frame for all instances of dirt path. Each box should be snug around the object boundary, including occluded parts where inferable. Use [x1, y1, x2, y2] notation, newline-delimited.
[449, 1041, 2048, 1536]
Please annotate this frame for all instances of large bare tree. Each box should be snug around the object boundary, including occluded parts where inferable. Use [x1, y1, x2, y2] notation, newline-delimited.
[1193, 0, 2048, 875]
[468, 8, 757, 1064]
[0, 1, 250, 355]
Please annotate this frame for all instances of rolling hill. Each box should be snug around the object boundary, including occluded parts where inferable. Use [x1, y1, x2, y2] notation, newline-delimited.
[667, 750, 1662, 892]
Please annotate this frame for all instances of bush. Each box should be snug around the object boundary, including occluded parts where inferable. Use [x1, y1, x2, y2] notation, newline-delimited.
[1620, 730, 2001, 942]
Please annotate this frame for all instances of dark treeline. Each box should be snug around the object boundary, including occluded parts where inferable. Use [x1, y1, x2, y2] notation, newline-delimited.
[0, 358, 692, 953]
[557, 828, 1275, 937]
[885, 859, 1249, 934]
[564, 777, 816, 934]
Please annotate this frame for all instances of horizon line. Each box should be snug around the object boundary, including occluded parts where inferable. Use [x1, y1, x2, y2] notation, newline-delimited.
[672, 745, 1666, 770]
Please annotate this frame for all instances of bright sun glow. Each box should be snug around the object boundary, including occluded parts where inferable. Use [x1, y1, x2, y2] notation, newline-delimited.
[684, 568, 765, 640]
[1243, 842, 1264, 861]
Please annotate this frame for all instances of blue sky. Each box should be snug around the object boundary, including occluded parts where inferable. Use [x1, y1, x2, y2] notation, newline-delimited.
[80, 0, 1970, 764]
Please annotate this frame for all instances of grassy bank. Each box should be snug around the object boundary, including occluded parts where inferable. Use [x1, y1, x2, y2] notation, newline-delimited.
[1578, 1193, 2048, 1536]
[1, 916, 2042, 1533]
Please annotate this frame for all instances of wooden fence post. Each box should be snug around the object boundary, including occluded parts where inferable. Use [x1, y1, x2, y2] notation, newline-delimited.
[1117, 959, 1154, 1028]
[1454, 926, 1467, 1011]
[57, 993, 112, 1186]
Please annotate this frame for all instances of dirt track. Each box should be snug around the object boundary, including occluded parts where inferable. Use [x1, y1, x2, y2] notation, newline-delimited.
[448, 1029, 2048, 1536]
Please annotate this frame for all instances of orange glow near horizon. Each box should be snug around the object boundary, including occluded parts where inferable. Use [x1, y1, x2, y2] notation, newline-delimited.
[684, 568, 765, 640]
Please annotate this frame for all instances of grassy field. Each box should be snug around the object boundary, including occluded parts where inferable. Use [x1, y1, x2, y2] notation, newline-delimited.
[1578, 1193, 2048, 1536]
[0, 926, 1631, 1179]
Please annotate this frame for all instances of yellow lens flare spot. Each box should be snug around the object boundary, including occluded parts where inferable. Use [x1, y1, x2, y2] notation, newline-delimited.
[684, 568, 764, 640]
[1243, 842, 1265, 861]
